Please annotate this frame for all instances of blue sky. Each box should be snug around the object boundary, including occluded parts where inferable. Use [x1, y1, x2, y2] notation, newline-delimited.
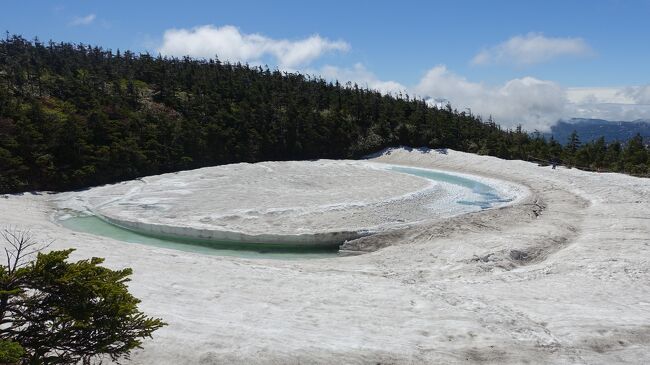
[3, 0, 650, 129]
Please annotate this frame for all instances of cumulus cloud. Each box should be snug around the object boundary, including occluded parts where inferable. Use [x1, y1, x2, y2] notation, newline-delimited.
[569, 102, 650, 122]
[472, 33, 592, 65]
[157, 25, 349, 68]
[414, 65, 567, 131]
[69, 14, 96, 26]
[413, 67, 650, 130]
[567, 86, 650, 121]
[314, 63, 407, 95]
[312, 63, 649, 130]
[619, 85, 650, 105]
[567, 87, 636, 105]
[154, 25, 648, 129]
[312, 64, 650, 130]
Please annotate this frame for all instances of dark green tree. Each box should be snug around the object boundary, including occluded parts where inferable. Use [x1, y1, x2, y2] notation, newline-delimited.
[0, 339, 25, 364]
[622, 134, 648, 174]
[563, 130, 582, 166]
[566, 130, 581, 153]
[0, 34, 648, 193]
[0, 229, 165, 365]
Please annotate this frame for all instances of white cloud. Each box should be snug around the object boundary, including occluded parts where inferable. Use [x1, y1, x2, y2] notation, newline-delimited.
[153, 25, 649, 128]
[569, 102, 650, 121]
[312, 64, 650, 130]
[414, 65, 567, 131]
[314, 63, 407, 95]
[472, 33, 592, 65]
[567, 87, 636, 105]
[69, 14, 96, 26]
[157, 25, 349, 68]
[314, 61, 650, 130]
[315, 63, 573, 131]
[567, 86, 650, 121]
[619, 85, 650, 105]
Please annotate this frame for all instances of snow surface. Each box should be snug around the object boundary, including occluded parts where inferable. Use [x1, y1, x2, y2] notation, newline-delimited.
[53, 160, 524, 245]
[2, 148, 649, 364]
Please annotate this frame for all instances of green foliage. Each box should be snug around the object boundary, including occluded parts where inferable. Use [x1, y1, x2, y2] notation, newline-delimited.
[0, 340, 25, 364]
[0, 35, 648, 194]
[0, 229, 165, 364]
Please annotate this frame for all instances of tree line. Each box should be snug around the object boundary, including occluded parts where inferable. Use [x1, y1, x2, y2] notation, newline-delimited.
[0, 35, 648, 193]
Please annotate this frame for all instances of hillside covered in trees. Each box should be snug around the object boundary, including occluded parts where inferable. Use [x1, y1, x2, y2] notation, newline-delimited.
[0, 35, 648, 193]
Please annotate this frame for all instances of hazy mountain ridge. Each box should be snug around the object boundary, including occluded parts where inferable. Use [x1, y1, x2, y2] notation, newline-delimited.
[546, 118, 650, 144]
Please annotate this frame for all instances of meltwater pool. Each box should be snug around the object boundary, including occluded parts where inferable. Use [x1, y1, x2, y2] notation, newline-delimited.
[57, 165, 513, 259]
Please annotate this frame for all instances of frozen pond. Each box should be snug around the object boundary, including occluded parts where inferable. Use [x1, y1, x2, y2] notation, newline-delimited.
[59, 215, 338, 259]
[389, 166, 513, 209]
[55, 163, 520, 259]
[8, 147, 649, 364]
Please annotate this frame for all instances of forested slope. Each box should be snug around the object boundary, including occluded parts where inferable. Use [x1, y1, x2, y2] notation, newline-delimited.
[0, 36, 648, 193]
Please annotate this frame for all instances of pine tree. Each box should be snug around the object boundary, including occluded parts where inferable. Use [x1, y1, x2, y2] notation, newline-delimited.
[0, 229, 165, 364]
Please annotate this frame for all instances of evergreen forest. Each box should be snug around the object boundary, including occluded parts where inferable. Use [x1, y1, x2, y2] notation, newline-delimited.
[1, 35, 648, 193]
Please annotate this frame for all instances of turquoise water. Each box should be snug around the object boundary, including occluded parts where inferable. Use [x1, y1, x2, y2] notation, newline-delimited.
[60, 215, 339, 259]
[389, 166, 512, 209]
[58, 166, 511, 259]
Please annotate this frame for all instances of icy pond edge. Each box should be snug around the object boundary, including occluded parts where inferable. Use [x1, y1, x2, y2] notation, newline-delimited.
[51, 162, 530, 249]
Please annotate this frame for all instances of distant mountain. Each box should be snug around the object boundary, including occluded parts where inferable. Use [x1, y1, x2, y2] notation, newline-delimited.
[545, 118, 650, 144]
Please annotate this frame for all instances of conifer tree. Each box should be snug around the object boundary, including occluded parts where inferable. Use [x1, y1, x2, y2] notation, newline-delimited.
[0, 229, 165, 364]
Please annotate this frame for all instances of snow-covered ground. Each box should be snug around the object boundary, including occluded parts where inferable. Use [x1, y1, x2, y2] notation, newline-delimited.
[52, 160, 525, 245]
[2, 148, 649, 364]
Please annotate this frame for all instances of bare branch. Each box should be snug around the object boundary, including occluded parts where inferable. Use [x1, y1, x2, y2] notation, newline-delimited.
[0, 226, 52, 273]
